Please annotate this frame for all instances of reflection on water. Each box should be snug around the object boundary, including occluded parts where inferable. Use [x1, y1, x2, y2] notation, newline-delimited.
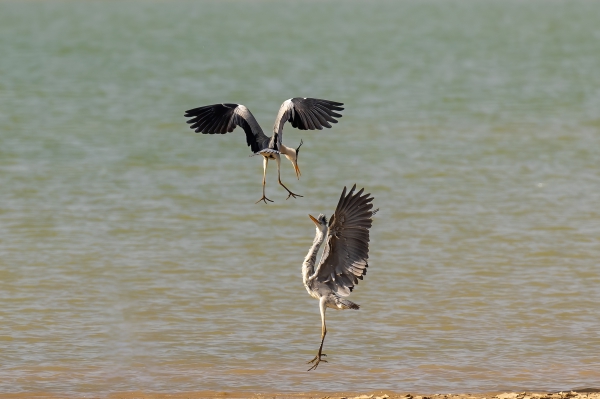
[1, 0, 599, 395]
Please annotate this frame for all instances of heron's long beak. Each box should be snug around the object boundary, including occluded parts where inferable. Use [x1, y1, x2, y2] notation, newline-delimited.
[293, 161, 301, 180]
[309, 214, 319, 226]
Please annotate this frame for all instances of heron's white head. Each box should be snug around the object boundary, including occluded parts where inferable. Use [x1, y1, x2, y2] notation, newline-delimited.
[284, 139, 303, 180]
[309, 213, 328, 234]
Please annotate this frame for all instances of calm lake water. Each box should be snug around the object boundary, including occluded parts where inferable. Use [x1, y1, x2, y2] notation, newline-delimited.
[1, 0, 599, 395]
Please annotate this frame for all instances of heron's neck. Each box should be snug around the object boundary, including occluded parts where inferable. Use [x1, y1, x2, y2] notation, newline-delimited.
[278, 144, 293, 157]
[302, 228, 326, 284]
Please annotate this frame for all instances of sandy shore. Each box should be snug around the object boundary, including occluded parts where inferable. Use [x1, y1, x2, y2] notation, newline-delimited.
[1, 390, 599, 399]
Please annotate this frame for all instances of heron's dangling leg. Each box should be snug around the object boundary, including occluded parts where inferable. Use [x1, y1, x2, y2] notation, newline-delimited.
[256, 157, 273, 204]
[276, 155, 303, 200]
[307, 297, 328, 371]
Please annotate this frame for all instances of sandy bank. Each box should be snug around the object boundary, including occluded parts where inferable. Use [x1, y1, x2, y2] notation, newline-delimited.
[1, 390, 599, 399]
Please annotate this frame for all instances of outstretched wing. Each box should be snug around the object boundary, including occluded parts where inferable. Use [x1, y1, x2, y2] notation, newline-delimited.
[314, 185, 375, 297]
[184, 103, 270, 153]
[272, 98, 344, 141]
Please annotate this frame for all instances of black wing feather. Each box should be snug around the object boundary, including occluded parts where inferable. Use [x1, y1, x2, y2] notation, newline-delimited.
[315, 185, 376, 297]
[273, 97, 344, 137]
[184, 103, 269, 153]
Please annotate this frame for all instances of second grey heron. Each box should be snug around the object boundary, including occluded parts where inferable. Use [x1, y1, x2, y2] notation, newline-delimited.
[184, 98, 344, 203]
[302, 184, 377, 370]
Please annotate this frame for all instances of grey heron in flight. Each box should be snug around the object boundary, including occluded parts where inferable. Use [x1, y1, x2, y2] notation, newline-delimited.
[184, 98, 344, 203]
[303, 184, 377, 370]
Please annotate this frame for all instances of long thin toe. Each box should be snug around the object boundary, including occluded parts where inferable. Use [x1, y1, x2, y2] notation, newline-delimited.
[285, 192, 303, 200]
[306, 353, 327, 371]
[255, 196, 274, 204]
[307, 363, 319, 372]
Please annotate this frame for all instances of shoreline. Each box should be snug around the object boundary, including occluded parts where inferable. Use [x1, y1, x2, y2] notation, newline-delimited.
[1, 390, 599, 399]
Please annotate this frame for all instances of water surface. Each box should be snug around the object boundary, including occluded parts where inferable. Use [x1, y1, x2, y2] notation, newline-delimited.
[1, 0, 599, 395]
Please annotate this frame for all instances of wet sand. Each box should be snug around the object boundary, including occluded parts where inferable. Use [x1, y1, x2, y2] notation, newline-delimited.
[1, 390, 599, 399]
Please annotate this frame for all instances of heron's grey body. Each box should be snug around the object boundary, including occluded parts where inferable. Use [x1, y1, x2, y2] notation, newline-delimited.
[303, 185, 376, 370]
[184, 98, 343, 203]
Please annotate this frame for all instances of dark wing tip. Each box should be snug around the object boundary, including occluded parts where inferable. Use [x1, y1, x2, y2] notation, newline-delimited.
[336, 185, 348, 208]
[184, 103, 247, 137]
[307, 98, 343, 106]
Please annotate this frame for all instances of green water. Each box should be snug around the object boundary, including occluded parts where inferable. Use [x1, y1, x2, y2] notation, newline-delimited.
[1, 0, 599, 395]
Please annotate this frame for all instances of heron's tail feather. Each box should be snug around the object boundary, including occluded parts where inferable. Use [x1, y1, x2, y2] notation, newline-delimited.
[335, 297, 360, 310]
[250, 148, 281, 157]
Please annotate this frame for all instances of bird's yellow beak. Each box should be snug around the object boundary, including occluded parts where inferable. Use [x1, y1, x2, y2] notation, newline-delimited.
[293, 161, 301, 180]
[309, 214, 319, 225]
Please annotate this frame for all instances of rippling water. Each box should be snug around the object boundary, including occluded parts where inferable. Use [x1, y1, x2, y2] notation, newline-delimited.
[1, 0, 599, 395]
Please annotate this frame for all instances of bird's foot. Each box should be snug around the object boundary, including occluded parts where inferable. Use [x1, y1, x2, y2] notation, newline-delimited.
[285, 190, 303, 200]
[307, 353, 327, 371]
[255, 195, 274, 204]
